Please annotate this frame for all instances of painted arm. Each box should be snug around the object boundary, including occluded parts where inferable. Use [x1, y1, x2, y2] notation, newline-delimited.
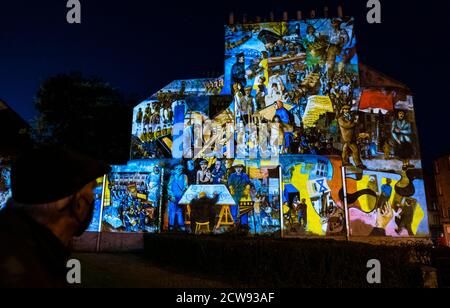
[400, 122, 412, 135]
[391, 121, 401, 144]
[338, 117, 356, 129]
[167, 176, 174, 200]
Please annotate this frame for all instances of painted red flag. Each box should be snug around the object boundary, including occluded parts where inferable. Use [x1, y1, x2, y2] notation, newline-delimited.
[359, 89, 394, 111]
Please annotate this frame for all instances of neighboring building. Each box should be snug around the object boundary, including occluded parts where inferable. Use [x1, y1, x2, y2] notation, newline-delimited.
[0, 99, 32, 158]
[434, 154, 450, 246]
[424, 172, 442, 244]
[0, 99, 32, 209]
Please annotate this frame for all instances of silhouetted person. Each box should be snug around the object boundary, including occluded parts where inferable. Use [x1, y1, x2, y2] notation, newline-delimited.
[0, 146, 110, 288]
[190, 192, 219, 234]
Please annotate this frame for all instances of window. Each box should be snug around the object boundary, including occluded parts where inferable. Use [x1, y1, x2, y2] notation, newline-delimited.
[432, 201, 438, 211]
[437, 181, 444, 196]
[435, 161, 440, 175]
[434, 215, 440, 225]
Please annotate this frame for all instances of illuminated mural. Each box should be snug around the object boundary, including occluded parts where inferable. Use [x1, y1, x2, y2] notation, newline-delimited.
[86, 177, 105, 232]
[101, 161, 163, 233]
[223, 19, 359, 109]
[130, 77, 229, 160]
[280, 155, 345, 236]
[122, 17, 430, 239]
[161, 159, 281, 235]
[344, 169, 428, 237]
[343, 89, 429, 237]
[0, 165, 11, 210]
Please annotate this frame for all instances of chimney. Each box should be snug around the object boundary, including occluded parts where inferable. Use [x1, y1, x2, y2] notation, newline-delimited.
[269, 11, 275, 22]
[310, 10, 316, 19]
[324, 6, 329, 18]
[296, 10, 302, 21]
[337, 5, 344, 18]
[243, 13, 247, 24]
[229, 12, 234, 25]
[283, 11, 288, 21]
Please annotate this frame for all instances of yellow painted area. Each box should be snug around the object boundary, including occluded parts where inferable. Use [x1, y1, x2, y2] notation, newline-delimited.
[354, 175, 425, 235]
[355, 175, 399, 213]
[302, 96, 334, 128]
[284, 164, 323, 236]
[411, 203, 424, 235]
[104, 177, 111, 207]
[163, 137, 172, 149]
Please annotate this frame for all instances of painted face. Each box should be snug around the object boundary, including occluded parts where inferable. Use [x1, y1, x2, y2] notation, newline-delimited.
[236, 166, 243, 174]
[398, 112, 405, 120]
[175, 166, 183, 175]
[187, 161, 195, 171]
[238, 56, 244, 63]
[226, 160, 233, 169]
[342, 107, 351, 116]
[215, 161, 221, 169]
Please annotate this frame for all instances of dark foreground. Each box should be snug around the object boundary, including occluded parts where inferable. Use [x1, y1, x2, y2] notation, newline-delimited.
[74, 253, 237, 288]
[72, 235, 450, 288]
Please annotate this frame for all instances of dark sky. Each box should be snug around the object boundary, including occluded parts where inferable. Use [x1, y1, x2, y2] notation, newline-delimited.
[0, 0, 448, 170]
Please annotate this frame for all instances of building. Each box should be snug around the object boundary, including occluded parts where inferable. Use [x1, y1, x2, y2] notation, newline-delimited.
[75, 14, 432, 252]
[0, 99, 32, 209]
[424, 171, 442, 244]
[434, 154, 450, 246]
[0, 99, 32, 158]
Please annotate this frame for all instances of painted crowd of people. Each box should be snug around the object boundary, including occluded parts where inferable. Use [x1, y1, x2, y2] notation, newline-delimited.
[165, 159, 280, 234]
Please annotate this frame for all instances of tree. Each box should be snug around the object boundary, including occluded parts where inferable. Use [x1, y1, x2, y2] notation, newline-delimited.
[33, 73, 133, 164]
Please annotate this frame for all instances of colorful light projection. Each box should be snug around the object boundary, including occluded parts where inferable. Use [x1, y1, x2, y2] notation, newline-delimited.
[162, 158, 281, 235]
[0, 166, 11, 210]
[345, 169, 428, 237]
[223, 19, 359, 103]
[101, 161, 163, 233]
[280, 155, 345, 237]
[124, 18, 430, 239]
[343, 89, 429, 237]
[86, 177, 106, 232]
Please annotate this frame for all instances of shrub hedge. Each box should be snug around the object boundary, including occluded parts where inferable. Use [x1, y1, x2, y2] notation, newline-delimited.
[144, 234, 431, 288]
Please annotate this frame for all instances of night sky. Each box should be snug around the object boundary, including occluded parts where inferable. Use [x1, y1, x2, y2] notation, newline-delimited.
[0, 0, 448, 171]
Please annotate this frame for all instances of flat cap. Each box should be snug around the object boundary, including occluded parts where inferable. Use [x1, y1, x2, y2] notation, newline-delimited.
[11, 146, 111, 204]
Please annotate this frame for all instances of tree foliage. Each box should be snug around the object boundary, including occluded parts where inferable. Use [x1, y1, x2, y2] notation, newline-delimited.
[33, 73, 133, 164]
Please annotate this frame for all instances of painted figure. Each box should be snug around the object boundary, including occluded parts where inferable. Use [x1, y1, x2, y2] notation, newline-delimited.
[231, 52, 247, 93]
[168, 165, 188, 231]
[391, 110, 413, 170]
[338, 105, 366, 169]
[228, 163, 250, 222]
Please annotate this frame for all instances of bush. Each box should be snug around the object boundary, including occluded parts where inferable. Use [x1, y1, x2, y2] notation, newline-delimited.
[144, 234, 427, 288]
[432, 246, 450, 288]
